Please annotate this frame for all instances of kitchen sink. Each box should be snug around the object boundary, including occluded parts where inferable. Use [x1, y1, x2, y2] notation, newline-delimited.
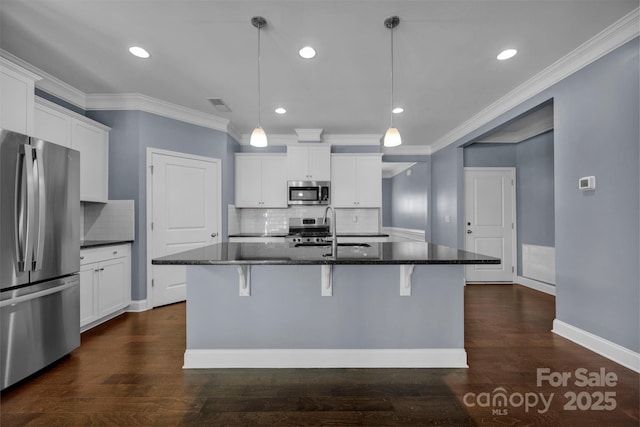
[293, 242, 371, 248]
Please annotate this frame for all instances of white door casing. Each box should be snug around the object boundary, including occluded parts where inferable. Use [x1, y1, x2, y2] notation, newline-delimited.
[147, 149, 221, 308]
[464, 168, 516, 282]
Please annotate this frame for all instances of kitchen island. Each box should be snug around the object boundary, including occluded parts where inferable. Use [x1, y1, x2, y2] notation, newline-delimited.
[153, 242, 499, 369]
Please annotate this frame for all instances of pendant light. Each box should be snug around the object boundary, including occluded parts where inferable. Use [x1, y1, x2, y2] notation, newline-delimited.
[250, 16, 268, 147]
[383, 16, 401, 147]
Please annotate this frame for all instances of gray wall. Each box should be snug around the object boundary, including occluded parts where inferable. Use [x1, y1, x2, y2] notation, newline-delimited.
[431, 144, 464, 248]
[553, 38, 638, 353]
[430, 37, 639, 353]
[463, 134, 555, 277]
[516, 132, 555, 275]
[86, 110, 240, 301]
[464, 143, 516, 167]
[382, 178, 393, 227]
[188, 264, 465, 349]
[381, 162, 430, 238]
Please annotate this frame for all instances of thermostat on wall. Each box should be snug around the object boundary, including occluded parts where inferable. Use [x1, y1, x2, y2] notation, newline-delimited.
[578, 176, 596, 191]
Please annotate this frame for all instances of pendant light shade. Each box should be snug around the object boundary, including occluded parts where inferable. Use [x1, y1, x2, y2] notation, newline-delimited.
[250, 126, 268, 147]
[250, 16, 268, 147]
[384, 127, 402, 147]
[383, 16, 401, 148]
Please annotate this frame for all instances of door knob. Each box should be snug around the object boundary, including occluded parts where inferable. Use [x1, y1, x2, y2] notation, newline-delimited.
[467, 230, 473, 234]
[211, 232, 218, 238]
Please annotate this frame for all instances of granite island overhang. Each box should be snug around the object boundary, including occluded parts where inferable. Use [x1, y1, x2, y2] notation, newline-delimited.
[153, 242, 500, 369]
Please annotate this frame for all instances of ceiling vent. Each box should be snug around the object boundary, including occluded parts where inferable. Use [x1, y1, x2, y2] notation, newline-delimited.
[295, 128, 323, 143]
[208, 98, 231, 112]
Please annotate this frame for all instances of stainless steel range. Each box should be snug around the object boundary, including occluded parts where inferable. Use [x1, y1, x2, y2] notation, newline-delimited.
[285, 218, 331, 243]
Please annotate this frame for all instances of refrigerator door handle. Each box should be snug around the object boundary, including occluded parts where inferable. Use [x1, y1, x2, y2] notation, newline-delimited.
[32, 147, 46, 271]
[0, 280, 78, 308]
[15, 145, 35, 273]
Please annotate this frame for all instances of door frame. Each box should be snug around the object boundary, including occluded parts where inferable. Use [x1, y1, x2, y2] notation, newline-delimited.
[463, 167, 517, 283]
[146, 147, 222, 308]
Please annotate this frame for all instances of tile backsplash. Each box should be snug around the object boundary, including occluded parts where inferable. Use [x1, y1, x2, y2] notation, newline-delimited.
[83, 200, 135, 241]
[231, 205, 380, 235]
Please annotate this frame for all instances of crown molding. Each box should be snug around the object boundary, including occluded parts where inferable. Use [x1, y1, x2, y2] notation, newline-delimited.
[0, 55, 42, 82]
[238, 133, 385, 146]
[35, 96, 110, 131]
[85, 93, 230, 133]
[323, 134, 382, 146]
[430, 7, 640, 153]
[239, 133, 298, 146]
[1, 49, 86, 108]
[226, 122, 242, 145]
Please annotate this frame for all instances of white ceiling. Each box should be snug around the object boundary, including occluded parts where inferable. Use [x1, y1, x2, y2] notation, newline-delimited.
[1, 1, 637, 149]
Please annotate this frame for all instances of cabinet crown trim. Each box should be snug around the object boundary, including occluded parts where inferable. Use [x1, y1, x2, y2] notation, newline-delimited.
[36, 96, 111, 131]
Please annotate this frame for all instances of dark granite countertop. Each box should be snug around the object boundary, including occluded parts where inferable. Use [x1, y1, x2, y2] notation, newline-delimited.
[337, 233, 389, 238]
[81, 240, 134, 249]
[152, 242, 499, 266]
[228, 233, 389, 238]
[228, 233, 288, 238]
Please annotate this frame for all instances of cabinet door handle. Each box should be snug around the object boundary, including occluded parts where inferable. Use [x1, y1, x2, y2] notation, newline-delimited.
[113, 251, 118, 255]
[80, 256, 84, 260]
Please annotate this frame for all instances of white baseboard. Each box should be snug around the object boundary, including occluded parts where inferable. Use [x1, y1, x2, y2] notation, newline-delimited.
[553, 319, 640, 373]
[126, 299, 151, 312]
[80, 309, 125, 333]
[184, 348, 468, 369]
[516, 276, 556, 296]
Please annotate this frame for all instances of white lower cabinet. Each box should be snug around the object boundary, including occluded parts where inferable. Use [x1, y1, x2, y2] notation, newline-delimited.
[80, 244, 131, 331]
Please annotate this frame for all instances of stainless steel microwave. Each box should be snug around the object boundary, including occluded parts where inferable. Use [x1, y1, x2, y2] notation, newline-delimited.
[287, 181, 330, 205]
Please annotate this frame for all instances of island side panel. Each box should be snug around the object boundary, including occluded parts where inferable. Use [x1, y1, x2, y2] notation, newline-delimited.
[186, 264, 464, 351]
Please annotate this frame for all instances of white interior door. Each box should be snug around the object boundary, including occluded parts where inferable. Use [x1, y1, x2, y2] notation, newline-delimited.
[464, 168, 515, 282]
[150, 151, 220, 307]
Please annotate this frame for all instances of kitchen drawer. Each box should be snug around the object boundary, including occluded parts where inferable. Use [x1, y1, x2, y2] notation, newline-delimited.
[80, 244, 130, 265]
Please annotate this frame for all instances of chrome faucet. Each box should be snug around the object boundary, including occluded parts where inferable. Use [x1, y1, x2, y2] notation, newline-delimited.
[323, 205, 337, 257]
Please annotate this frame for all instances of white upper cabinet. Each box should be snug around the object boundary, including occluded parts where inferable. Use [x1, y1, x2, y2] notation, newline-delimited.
[287, 146, 331, 181]
[34, 99, 72, 147]
[331, 154, 382, 208]
[0, 58, 40, 135]
[71, 117, 110, 203]
[235, 154, 287, 208]
[34, 97, 110, 202]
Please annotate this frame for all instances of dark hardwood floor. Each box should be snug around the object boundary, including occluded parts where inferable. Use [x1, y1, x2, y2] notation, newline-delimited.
[1, 284, 638, 426]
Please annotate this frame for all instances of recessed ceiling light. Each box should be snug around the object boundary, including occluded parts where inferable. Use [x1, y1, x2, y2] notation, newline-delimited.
[392, 107, 404, 114]
[275, 107, 287, 114]
[129, 46, 150, 59]
[497, 49, 517, 60]
[298, 46, 316, 59]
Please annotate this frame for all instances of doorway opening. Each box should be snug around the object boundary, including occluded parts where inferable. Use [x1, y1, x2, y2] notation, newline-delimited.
[463, 102, 555, 293]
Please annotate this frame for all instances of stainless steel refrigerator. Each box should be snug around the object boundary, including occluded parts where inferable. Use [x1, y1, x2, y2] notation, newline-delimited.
[1, 129, 81, 390]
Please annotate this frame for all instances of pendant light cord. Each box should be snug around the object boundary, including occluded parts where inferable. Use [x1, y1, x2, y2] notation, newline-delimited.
[390, 25, 394, 128]
[257, 23, 261, 128]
